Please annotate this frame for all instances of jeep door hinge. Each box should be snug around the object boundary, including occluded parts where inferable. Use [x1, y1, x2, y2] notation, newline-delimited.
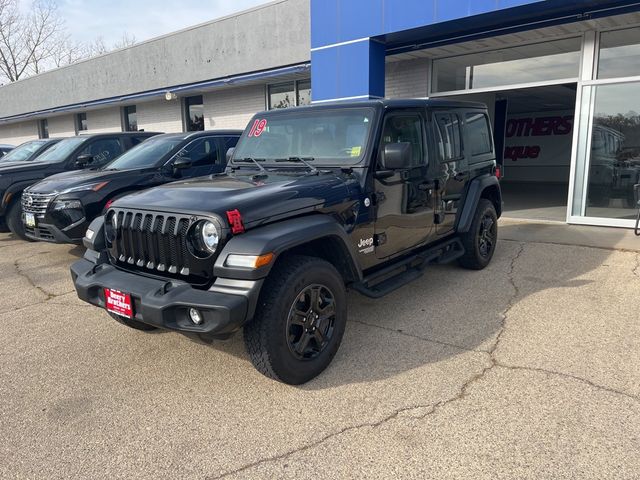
[373, 192, 386, 204]
[374, 233, 387, 246]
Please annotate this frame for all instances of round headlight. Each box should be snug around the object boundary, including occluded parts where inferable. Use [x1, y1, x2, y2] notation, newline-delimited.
[194, 220, 220, 255]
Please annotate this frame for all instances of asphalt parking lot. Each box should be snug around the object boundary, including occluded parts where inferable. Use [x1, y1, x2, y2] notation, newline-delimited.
[1, 223, 639, 479]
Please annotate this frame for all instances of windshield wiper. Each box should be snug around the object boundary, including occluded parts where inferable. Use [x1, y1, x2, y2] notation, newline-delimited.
[274, 157, 318, 174]
[234, 157, 267, 172]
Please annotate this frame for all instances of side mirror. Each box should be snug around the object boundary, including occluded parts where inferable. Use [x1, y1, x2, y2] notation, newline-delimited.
[226, 147, 235, 164]
[75, 154, 94, 168]
[173, 157, 192, 171]
[380, 142, 413, 170]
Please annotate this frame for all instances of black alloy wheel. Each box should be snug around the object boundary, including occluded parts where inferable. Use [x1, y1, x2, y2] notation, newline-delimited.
[286, 284, 337, 360]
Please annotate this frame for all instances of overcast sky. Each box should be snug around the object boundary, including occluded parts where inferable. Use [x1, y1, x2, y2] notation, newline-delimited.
[43, 0, 273, 45]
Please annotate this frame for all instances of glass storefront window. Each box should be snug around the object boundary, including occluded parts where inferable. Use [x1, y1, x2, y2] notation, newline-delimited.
[584, 82, 640, 219]
[268, 80, 312, 109]
[268, 82, 295, 109]
[184, 95, 204, 131]
[598, 27, 640, 79]
[432, 37, 582, 93]
[297, 79, 312, 106]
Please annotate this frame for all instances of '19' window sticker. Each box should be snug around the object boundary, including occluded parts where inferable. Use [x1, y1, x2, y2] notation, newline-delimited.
[248, 119, 268, 137]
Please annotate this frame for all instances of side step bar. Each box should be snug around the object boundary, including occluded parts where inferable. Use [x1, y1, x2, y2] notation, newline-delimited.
[351, 238, 464, 299]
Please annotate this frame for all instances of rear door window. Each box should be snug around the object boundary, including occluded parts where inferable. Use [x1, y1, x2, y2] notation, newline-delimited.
[465, 112, 493, 156]
[434, 112, 463, 161]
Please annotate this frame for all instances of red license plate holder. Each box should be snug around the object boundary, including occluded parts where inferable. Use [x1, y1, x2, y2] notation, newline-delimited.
[104, 288, 133, 319]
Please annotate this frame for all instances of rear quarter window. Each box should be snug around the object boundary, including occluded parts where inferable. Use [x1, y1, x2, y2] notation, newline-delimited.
[465, 112, 493, 157]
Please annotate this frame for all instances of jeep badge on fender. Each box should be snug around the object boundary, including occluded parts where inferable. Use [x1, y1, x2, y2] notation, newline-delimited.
[70, 99, 502, 385]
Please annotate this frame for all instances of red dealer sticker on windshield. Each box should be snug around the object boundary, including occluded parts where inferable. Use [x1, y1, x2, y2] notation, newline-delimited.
[248, 119, 267, 137]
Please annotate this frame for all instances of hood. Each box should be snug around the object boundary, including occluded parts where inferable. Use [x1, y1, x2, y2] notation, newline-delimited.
[0, 160, 52, 174]
[27, 168, 135, 194]
[114, 171, 353, 226]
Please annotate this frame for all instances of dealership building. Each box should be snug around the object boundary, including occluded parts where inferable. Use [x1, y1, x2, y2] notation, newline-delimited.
[1, 0, 640, 228]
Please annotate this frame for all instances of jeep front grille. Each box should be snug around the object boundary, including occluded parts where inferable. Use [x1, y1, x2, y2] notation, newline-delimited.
[107, 208, 214, 287]
[22, 192, 55, 216]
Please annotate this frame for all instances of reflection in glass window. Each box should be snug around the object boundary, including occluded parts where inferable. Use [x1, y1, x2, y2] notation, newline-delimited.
[598, 27, 640, 79]
[432, 37, 581, 93]
[269, 82, 295, 109]
[466, 113, 492, 156]
[184, 95, 204, 131]
[268, 80, 312, 109]
[76, 112, 88, 132]
[585, 82, 640, 219]
[297, 79, 312, 106]
[434, 113, 463, 160]
[123, 105, 138, 131]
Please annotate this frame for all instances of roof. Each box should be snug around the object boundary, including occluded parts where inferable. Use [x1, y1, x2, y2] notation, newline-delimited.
[262, 98, 488, 113]
[150, 130, 244, 141]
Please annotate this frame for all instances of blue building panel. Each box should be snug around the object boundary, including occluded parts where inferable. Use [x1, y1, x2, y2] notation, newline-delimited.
[310, 0, 637, 102]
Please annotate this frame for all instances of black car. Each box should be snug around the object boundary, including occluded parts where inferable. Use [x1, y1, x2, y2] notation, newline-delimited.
[72, 99, 502, 384]
[24, 130, 241, 244]
[0, 144, 14, 158]
[0, 132, 159, 239]
[0, 139, 61, 164]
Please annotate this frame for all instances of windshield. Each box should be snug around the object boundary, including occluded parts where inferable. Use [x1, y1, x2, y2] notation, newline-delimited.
[35, 137, 87, 163]
[232, 107, 375, 166]
[0, 140, 46, 163]
[105, 137, 184, 170]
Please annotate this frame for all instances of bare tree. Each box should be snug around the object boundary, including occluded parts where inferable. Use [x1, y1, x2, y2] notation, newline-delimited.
[113, 32, 136, 50]
[0, 0, 138, 84]
[0, 0, 64, 82]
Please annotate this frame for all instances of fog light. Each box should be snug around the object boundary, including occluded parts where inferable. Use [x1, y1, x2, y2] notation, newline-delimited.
[189, 308, 203, 325]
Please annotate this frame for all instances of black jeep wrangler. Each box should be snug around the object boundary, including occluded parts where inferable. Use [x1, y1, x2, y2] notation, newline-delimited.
[71, 99, 502, 385]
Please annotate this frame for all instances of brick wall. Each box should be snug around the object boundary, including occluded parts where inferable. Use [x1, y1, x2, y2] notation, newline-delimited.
[204, 85, 265, 131]
[137, 100, 183, 133]
[385, 58, 430, 98]
[47, 115, 75, 137]
[0, 121, 38, 146]
[85, 108, 122, 134]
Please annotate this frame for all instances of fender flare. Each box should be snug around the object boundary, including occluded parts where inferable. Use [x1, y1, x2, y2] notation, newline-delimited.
[213, 215, 362, 281]
[455, 175, 502, 233]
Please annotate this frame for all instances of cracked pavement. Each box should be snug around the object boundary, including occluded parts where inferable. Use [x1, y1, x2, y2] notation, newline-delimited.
[1, 225, 639, 479]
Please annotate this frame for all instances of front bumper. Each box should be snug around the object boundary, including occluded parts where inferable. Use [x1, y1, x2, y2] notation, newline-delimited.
[24, 220, 85, 244]
[71, 256, 262, 339]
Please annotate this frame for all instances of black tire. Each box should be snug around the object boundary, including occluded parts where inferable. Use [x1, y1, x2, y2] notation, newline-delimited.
[108, 312, 158, 331]
[458, 199, 498, 270]
[6, 196, 34, 242]
[244, 255, 347, 385]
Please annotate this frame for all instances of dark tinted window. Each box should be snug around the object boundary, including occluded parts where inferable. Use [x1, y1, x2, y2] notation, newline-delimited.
[434, 113, 463, 160]
[380, 113, 425, 167]
[175, 137, 219, 167]
[465, 113, 493, 156]
[79, 138, 123, 166]
[39, 119, 49, 139]
[123, 105, 138, 131]
[76, 113, 88, 132]
[184, 96, 204, 131]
